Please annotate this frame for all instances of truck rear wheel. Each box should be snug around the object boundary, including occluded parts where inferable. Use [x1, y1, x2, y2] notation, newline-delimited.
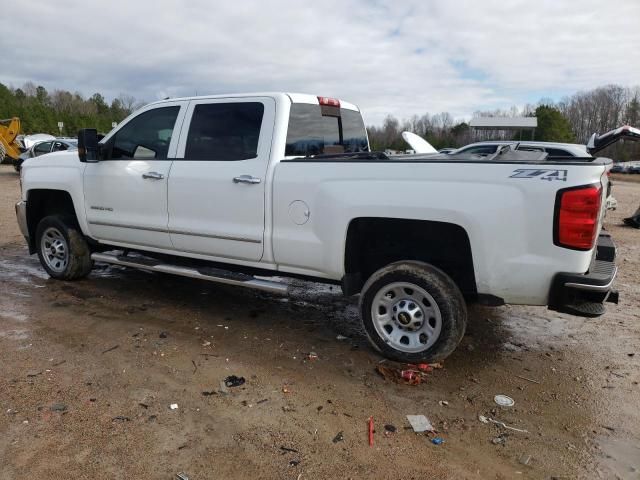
[360, 261, 467, 363]
[36, 215, 93, 280]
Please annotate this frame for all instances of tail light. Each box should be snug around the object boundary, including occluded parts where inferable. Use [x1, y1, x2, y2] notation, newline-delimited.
[554, 185, 602, 250]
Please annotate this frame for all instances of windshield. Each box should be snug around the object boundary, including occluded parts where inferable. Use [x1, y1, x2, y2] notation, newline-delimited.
[285, 104, 369, 156]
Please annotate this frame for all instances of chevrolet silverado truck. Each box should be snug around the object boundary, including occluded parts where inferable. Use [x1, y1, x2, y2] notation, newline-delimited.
[15, 93, 629, 362]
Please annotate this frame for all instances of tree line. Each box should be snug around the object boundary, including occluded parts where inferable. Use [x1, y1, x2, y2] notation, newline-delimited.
[0, 81, 142, 136]
[2, 81, 639, 160]
[368, 84, 640, 160]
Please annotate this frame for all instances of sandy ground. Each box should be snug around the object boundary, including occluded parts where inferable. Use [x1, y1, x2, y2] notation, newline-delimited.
[0, 164, 639, 479]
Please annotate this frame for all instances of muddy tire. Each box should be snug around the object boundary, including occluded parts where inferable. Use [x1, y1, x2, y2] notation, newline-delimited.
[35, 215, 93, 280]
[360, 261, 467, 363]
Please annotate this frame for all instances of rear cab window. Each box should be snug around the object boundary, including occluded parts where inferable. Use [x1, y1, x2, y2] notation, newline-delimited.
[285, 102, 369, 157]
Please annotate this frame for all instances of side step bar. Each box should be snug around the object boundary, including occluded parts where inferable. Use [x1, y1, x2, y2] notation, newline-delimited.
[91, 252, 289, 294]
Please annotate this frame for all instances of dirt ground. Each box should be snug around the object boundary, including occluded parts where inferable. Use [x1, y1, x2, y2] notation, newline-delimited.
[1, 164, 639, 480]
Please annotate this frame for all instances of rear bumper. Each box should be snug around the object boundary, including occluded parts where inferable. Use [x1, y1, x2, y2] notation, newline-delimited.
[548, 232, 618, 317]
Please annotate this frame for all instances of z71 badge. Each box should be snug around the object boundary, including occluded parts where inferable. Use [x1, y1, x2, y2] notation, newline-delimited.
[509, 169, 568, 181]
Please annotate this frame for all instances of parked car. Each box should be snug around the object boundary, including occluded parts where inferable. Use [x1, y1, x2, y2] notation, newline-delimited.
[14, 139, 77, 172]
[610, 163, 627, 173]
[438, 148, 457, 154]
[21, 133, 56, 150]
[451, 140, 589, 158]
[16, 92, 622, 363]
[629, 165, 640, 174]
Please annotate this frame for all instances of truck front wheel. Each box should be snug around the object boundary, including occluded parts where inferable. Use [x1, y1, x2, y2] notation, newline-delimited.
[36, 215, 93, 280]
[360, 261, 467, 363]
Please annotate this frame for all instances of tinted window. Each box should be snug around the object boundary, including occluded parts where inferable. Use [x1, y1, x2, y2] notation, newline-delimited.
[544, 147, 574, 157]
[108, 106, 180, 160]
[517, 146, 544, 152]
[184, 103, 264, 160]
[33, 142, 52, 156]
[285, 104, 369, 157]
[52, 141, 69, 152]
[459, 145, 498, 155]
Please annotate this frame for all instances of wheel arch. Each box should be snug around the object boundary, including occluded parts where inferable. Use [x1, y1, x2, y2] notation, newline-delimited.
[343, 217, 477, 298]
[25, 189, 80, 253]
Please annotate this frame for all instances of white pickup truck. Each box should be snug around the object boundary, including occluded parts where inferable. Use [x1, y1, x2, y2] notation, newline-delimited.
[15, 92, 628, 362]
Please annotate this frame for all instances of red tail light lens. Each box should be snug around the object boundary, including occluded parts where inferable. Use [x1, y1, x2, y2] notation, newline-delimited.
[317, 96, 340, 107]
[555, 185, 601, 250]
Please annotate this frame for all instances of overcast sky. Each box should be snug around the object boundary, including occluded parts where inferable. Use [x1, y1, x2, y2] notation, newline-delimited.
[3, 0, 639, 124]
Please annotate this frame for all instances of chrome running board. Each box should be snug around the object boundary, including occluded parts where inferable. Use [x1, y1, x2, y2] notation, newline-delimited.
[91, 252, 289, 294]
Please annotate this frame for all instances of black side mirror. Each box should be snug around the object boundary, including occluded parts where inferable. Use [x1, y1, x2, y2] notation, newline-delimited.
[77, 128, 99, 162]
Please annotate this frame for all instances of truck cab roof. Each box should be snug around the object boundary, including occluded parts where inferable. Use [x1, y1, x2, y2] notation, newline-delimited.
[147, 92, 360, 112]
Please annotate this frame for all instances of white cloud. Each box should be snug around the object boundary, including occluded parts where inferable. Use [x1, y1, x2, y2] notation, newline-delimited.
[1, 0, 639, 124]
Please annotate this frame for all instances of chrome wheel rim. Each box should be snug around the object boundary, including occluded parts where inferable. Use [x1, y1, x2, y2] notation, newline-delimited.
[371, 282, 442, 353]
[41, 227, 68, 273]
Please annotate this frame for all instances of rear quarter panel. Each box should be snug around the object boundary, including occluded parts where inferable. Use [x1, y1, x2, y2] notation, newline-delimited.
[272, 160, 606, 305]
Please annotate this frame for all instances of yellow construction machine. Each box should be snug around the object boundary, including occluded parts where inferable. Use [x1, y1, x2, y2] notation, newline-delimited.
[0, 117, 22, 164]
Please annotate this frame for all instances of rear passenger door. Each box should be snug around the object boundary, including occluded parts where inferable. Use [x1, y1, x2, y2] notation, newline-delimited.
[168, 97, 275, 261]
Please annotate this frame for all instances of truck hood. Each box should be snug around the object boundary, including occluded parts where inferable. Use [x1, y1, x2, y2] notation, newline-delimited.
[21, 150, 81, 170]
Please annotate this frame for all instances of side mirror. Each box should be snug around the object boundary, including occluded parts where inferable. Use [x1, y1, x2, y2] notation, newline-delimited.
[77, 128, 99, 162]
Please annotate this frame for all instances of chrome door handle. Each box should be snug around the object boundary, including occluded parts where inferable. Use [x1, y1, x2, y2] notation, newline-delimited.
[233, 175, 261, 184]
[142, 171, 164, 180]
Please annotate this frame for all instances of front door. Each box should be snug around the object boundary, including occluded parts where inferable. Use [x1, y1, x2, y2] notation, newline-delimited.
[168, 97, 275, 261]
[84, 102, 187, 249]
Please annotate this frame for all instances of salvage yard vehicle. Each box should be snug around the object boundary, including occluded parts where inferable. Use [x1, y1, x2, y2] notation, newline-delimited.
[15, 94, 637, 362]
[14, 138, 77, 172]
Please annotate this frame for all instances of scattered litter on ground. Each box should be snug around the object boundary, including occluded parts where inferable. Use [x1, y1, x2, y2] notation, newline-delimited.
[384, 424, 397, 435]
[280, 446, 299, 453]
[439, 400, 449, 406]
[282, 385, 291, 394]
[256, 398, 269, 405]
[139, 403, 149, 409]
[376, 365, 426, 385]
[492, 434, 507, 445]
[175, 473, 190, 480]
[307, 352, 319, 361]
[479, 415, 528, 433]
[336, 335, 348, 341]
[51, 359, 66, 367]
[332, 431, 344, 443]
[289, 460, 300, 467]
[368, 416, 374, 447]
[202, 341, 211, 347]
[219, 381, 230, 394]
[201, 391, 216, 396]
[26, 370, 42, 377]
[49, 403, 67, 412]
[169, 403, 179, 410]
[112, 416, 130, 422]
[431, 437, 445, 445]
[406, 415, 434, 433]
[494, 395, 515, 407]
[519, 454, 532, 465]
[101, 345, 119, 354]
[516, 375, 540, 384]
[191, 360, 197, 373]
[159, 331, 168, 338]
[224, 375, 245, 388]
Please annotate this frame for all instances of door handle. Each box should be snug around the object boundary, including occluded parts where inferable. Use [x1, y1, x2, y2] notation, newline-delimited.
[142, 171, 164, 180]
[233, 175, 261, 184]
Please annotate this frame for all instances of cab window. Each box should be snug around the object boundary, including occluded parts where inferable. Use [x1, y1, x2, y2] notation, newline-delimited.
[33, 142, 52, 156]
[183, 102, 264, 161]
[105, 106, 180, 160]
